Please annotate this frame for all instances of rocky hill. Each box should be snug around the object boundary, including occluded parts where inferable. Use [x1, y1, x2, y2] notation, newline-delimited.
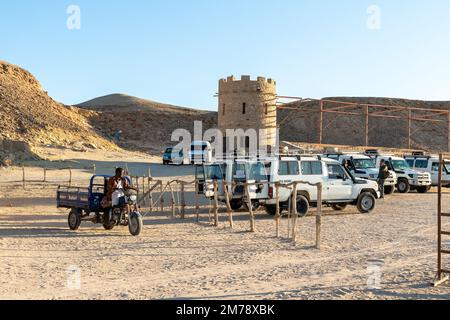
[78, 94, 217, 153]
[0, 61, 119, 161]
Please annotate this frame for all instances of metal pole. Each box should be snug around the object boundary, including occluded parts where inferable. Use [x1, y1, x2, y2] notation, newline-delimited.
[447, 113, 450, 152]
[318, 100, 324, 145]
[408, 109, 412, 150]
[364, 105, 369, 147]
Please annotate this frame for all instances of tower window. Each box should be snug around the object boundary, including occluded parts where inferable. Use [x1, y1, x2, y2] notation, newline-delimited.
[223, 104, 226, 116]
[243, 103, 246, 114]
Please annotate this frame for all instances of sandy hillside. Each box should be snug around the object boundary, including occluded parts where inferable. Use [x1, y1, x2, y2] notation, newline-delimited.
[0, 61, 119, 158]
[77, 94, 217, 153]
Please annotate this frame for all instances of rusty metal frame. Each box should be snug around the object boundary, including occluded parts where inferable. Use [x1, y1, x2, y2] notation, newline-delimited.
[277, 96, 450, 151]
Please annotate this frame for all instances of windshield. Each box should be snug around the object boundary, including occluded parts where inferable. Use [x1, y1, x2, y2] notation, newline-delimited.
[391, 159, 411, 171]
[204, 164, 224, 180]
[191, 144, 208, 152]
[353, 159, 375, 169]
[233, 163, 247, 181]
[247, 162, 269, 181]
[446, 164, 450, 173]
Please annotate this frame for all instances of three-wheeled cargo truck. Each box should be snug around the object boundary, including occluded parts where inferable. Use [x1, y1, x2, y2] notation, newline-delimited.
[56, 175, 143, 236]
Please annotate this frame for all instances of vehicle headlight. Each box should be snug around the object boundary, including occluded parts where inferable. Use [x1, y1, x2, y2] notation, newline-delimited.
[408, 174, 417, 179]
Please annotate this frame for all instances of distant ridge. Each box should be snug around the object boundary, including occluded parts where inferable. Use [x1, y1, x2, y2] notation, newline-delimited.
[77, 93, 208, 114]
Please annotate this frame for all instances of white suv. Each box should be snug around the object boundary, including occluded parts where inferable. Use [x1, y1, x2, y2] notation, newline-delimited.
[404, 154, 450, 187]
[196, 158, 270, 211]
[373, 155, 432, 193]
[323, 153, 398, 195]
[264, 157, 381, 216]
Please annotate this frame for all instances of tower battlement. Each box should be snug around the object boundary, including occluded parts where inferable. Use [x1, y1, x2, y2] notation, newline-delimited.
[219, 75, 277, 94]
[219, 75, 276, 86]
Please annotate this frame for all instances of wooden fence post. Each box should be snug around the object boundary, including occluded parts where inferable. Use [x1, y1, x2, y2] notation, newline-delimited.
[213, 180, 219, 227]
[169, 183, 176, 219]
[223, 181, 234, 229]
[148, 178, 154, 212]
[275, 184, 281, 238]
[160, 182, 165, 213]
[245, 183, 255, 233]
[180, 182, 186, 219]
[22, 166, 25, 189]
[292, 183, 298, 242]
[316, 183, 322, 250]
[142, 177, 146, 206]
[195, 181, 200, 223]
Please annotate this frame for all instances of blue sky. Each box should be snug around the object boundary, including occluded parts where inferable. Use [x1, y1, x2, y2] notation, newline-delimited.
[1, 0, 450, 110]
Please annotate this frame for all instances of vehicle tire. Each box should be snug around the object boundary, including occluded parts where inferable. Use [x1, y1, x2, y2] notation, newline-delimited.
[102, 209, 115, 230]
[128, 212, 143, 236]
[417, 186, 429, 194]
[103, 222, 115, 230]
[244, 201, 260, 212]
[384, 185, 395, 195]
[397, 179, 410, 194]
[332, 204, 348, 211]
[265, 205, 277, 216]
[68, 209, 82, 231]
[357, 192, 376, 214]
[296, 195, 310, 217]
[230, 200, 243, 211]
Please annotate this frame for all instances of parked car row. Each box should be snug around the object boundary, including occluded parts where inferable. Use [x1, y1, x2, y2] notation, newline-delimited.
[196, 155, 381, 217]
[194, 149, 442, 217]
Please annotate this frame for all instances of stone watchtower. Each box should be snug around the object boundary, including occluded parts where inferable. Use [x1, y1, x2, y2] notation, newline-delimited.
[218, 75, 278, 155]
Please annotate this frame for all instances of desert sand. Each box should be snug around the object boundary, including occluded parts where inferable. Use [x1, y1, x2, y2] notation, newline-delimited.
[0, 150, 449, 300]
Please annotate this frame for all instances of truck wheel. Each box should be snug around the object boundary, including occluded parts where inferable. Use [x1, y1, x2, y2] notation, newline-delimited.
[397, 179, 410, 194]
[296, 195, 310, 217]
[68, 209, 82, 230]
[332, 204, 348, 211]
[244, 201, 260, 212]
[230, 200, 243, 211]
[384, 185, 395, 195]
[357, 192, 376, 214]
[128, 212, 143, 236]
[265, 205, 277, 216]
[417, 186, 429, 194]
